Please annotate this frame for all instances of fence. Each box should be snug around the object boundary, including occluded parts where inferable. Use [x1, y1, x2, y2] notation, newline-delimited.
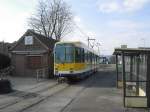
[36, 67, 49, 81]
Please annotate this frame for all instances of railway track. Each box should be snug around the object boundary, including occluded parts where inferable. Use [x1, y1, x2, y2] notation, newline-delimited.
[0, 80, 55, 100]
[0, 73, 98, 112]
[0, 81, 58, 109]
[0, 81, 69, 112]
[60, 75, 97, 112]
[26, 75, 98, 112]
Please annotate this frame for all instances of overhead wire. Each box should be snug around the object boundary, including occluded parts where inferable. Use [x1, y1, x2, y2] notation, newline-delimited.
[72, 21, 96, 48]
[72, 21, 114, 55]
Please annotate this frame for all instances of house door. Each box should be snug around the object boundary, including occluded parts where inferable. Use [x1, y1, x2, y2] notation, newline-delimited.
[15, 55, 25, 76]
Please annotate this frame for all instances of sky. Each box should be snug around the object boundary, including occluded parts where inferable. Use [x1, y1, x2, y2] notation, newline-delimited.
[0, 0, 150, 55]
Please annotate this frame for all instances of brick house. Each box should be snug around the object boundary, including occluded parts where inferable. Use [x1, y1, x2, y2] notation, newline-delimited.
[10, 29, 57, 78]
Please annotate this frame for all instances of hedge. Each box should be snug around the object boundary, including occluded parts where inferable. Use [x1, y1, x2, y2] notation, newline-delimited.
[0, 53, 11, 70]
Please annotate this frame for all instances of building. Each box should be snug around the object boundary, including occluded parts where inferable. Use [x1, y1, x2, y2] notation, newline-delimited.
[10, 29, 57, 78]
[114, 48, 150, 108]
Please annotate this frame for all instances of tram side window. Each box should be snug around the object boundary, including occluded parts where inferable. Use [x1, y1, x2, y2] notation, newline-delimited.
[95, 55, 97, 64]
[85, 50, 88, 63]
[81, 48, 84, 62]
[96, 56, 98, 63]
[90, 52, 92, 63]
[94, 54, 96, 64]
[92, 54, 94, 64]
[90, 53, 92, 63]
[93, 54, 95, 64]
[96, 56, 98, 64]
[87, 51, 92, 63]
[75, 48, 85, 63]
[88, 51, 90, 63]
[75, 48, 81, 62]
[87, 51, 89, 63]
[88, 52, 90, 63]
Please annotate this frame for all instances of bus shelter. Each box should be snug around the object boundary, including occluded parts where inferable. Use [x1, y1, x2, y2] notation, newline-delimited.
[114, 48, 150, 108]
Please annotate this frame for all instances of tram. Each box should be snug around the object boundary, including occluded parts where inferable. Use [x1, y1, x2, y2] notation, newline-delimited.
[54, 41, 100, 80]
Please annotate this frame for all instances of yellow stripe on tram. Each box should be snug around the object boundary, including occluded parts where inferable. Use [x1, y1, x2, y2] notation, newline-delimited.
[55, 63, 86, 71]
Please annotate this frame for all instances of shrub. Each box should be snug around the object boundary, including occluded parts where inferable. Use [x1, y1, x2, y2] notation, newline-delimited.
[0, 79, 12, 94]
[0, 53, 11, 69]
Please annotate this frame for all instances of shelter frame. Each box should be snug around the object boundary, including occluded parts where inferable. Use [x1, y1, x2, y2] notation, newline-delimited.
[114, 48, 150, 108]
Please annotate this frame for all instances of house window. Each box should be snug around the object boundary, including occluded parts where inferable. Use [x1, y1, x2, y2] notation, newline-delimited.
[25, 36, 33, 45]
[27, 56, 42, 69]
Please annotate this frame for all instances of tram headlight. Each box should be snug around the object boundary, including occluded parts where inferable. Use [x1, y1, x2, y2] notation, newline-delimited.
[70, 68, 74, 73]
[55, 68, 58, 73]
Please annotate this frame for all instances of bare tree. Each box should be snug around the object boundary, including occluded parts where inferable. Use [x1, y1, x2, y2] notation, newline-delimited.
[29, 0, 73, 41]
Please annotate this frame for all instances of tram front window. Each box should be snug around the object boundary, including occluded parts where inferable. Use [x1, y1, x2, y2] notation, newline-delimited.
[55, 45, 74, 63]
[55, 46, 65, 63]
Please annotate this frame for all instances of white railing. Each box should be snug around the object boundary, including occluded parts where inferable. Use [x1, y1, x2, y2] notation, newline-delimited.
[36, 67, 48, 81]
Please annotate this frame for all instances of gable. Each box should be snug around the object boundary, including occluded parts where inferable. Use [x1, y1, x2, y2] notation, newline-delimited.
[11, 32, 49, 52]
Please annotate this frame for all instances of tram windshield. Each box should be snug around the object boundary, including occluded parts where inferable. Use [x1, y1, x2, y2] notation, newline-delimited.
[55, 44, 74, 63]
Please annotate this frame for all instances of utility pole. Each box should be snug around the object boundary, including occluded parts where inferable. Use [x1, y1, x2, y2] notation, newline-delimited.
[87, 37, 95, 48]
[96, 42, 101, 56]
[141, 38, 146, 48]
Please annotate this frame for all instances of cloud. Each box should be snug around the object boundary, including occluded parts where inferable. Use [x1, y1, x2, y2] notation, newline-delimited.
[123, 0, 149, 11]
[98, 1, 120, 13]
[92, 18, 150, 55]
[0, 10, 30, 42]
[65, 16, 150, 55]
[63, 16, 97, 46]
[97, 0, 149, 13]
[0, 0, 36, 42]
[73, 16, 82, 25]
[107, 20, 142, 31]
